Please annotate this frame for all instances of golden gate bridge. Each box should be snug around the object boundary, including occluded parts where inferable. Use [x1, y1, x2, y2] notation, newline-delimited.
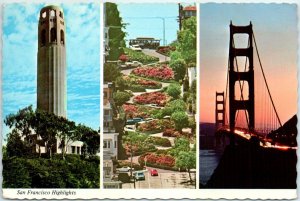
[215, 21, 297, 151]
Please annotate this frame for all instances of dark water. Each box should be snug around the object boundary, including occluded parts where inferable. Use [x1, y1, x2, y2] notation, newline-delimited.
[199, 149, 223, 185]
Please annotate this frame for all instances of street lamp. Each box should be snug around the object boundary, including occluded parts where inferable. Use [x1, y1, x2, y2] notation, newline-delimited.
[156, 17, 166, 46]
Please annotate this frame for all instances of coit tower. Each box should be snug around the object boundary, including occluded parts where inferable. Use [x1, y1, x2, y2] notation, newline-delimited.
[37, 5, 66, 117]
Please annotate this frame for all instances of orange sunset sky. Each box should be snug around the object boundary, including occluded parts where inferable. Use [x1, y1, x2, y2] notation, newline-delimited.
[200, 4, 297, 127]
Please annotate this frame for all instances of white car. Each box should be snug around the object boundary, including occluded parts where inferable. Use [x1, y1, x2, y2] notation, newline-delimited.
[117, 166, 134, 172]
[124, 125, 136, 132]
[130, 44, 142, 51]
[125, 61, 142, 68]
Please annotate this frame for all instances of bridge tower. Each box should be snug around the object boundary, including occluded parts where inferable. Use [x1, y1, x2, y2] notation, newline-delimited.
[229, 22, 255, 143]
[215, 91, 225, 129]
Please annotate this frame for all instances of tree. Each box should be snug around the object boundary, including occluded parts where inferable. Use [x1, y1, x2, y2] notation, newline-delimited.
[176, 151, 196, 181]
[169, 58, 186, 81]
[78, 124, 100, 156]
[113, 91, 131, 106]
[166, 83, 181, 99]
[34, 110, 60, 159]
[105, 3, 126, 60]
[161, 99, 187, 117]
[169, 137, 190, 157]
[171, 111, 189, 132]
[6, 130, 31, 157]
[4, 105, 35, 139]
[57, 117, 81, 160]
[115, 76, 128, 91]
[177, 17, 196, 64]
[122, 131, 148, 178]
[104, 62, 121, 82]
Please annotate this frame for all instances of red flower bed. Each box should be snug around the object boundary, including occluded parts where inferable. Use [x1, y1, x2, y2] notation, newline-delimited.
[133, 92, 169, 106]
[137, 79, 160, 87]
[119, 54, 129, 62]
[139, 153, 175, 168]
[138, 120, 162, 132]
[157, 46, 176, 55]
[123, 104, 138, 114]
[131, 65, 174, 81]
[122, 104, 157, 119]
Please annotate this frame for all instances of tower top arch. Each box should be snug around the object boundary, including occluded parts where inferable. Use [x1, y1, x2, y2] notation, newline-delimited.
[38, 5, 66, 48]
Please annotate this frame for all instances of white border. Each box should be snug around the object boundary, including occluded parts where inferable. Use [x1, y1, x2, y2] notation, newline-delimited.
[2, 189, 297, 199]
[0, 0, 299, 200]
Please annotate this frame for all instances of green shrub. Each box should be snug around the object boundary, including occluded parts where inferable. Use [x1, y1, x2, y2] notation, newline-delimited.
[2, 156, 100, 188]
[166, 83, 181, 99]
[124, 48, 159, 64]
[147, 136, 172, 147]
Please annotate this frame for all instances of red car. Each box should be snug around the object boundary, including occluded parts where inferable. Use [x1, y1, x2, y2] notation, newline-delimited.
[150, 169, 158, 176]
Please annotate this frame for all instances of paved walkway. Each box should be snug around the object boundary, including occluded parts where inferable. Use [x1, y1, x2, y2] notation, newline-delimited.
[142, 49, 170, 63]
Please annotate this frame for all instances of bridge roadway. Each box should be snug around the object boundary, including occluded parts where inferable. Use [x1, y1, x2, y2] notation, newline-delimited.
[217, 126, 297, 151]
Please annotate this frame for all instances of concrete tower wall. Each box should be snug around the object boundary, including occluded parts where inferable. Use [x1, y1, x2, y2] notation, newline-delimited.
[37, 5, 66, 117]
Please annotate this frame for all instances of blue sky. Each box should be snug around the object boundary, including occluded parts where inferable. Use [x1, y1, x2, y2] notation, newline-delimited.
[118, 3, 181, 46]
[200, 3, 298, 125]
[2, 3, 100, 138]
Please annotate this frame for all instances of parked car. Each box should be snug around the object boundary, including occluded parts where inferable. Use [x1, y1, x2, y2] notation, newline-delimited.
[124, 125, 136, 132]
[134, 171, 145, 181]
[117, 166, 134, 172]
[130, 44, 142, 51]
[150, 169, 158, 176]
[125, 61, 142, 68]
[145, 118, 154, 122]
[126, 118, 144, 125]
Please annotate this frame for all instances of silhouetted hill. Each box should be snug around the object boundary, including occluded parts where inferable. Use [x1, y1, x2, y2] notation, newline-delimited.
[267, 114, 297, 146]
[203, 143, 296, 188]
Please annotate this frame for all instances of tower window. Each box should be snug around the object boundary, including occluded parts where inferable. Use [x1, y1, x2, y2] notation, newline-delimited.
[60, 29, 64, 45]
[59, 11, 63, 19]
[42, 11, 46, 18]
[50, 28, 57, 43]
[41, 29, 46, 46]
[50, 10, 55, 17]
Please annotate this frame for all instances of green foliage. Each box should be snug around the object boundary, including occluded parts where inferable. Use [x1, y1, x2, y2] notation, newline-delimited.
[105, 3, 126, 60]
[175, 151, 196, 181]
[169, 58, 186, 81]
[6, 130, 31, 158]
[183, 76, 189, 92]
[177, 17, 197, 64]
[169, 137, 191, 157]
[115, 76, 128, 91]
[113, 91, 131, 106]
[4, 105, 35, 137]
[122, 132, 157, 155]
[3, 156, 100, 188]
[124, 48, 159, 64]
[171, 111, 189, 132]
[3, 157, 31, 188]
[104, 62, 121, 82]
[190, 79, 196, 95]
[4, 106, 98, 159]
[161, 99, 187, 117]
[146, 136, 172, 147]
[78, 124, 100, 156]
[183, 92, 190, 102]
[189, 118, 196, 134]
[166, 83, 181, 99]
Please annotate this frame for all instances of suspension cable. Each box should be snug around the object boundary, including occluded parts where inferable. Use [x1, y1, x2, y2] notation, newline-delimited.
[253, 32, 282, 127]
